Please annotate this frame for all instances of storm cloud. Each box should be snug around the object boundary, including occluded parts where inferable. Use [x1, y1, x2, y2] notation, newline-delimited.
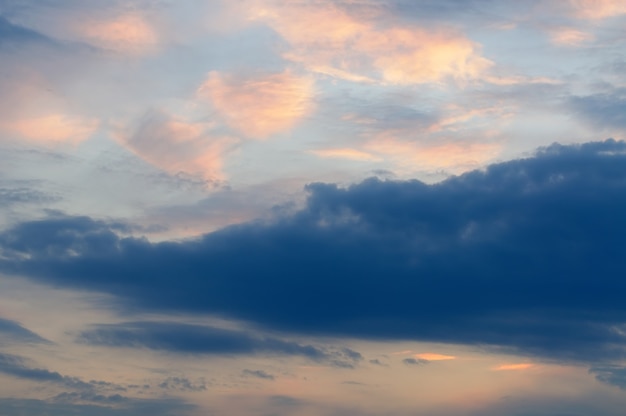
[2, 140, 626, 363]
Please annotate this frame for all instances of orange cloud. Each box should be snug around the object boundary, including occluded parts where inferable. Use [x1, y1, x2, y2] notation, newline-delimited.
[569, 0, 626, 19]
[493, 363, 535, 371]
[78, 13, 159, 55]
[0, 113, 99, 144]
[415, 353, 456, 361]
[199, 70, 315, 139]
[249, 1, 491, 85]
[118, 111, 236, 181]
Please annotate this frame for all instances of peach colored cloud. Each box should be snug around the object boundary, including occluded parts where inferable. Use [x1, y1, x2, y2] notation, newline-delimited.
[198, 70, 315, 139]
[309, 148, 381, 162]
[248, 1, 492, 85]
[569, 0, 626, 19]
[78, 13, 159, 55]
[0, 113, 99, 144]
[415, 353, 456, 361]
[493, 363, 535, 371]
[549, 27, 595, 46]
[365, 137, 501, 173]
[119, 112, 236, 181]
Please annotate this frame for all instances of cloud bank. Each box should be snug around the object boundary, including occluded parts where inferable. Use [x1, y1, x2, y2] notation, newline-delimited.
[2, 140, 626, 364]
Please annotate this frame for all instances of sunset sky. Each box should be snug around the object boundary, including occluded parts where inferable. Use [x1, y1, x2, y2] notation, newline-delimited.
[1, 1, 626, 415]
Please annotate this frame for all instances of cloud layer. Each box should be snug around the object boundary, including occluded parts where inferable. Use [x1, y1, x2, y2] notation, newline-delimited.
[2, 140, 626, 364]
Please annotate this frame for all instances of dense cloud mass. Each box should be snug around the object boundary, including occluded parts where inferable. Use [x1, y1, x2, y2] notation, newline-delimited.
[2, 140, 626, 362]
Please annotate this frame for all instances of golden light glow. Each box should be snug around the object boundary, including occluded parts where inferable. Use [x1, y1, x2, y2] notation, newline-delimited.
[493, 363, 535, 371]
[415, 353, 457, 361]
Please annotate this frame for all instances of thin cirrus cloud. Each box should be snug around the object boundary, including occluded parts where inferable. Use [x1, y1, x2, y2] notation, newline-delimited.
[3, 141, 626, 365]
[248, 0, 492, 85]
[198, 70, 315, 139]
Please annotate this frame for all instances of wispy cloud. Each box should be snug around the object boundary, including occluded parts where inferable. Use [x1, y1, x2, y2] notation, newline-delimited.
[198, 70, 315, 139]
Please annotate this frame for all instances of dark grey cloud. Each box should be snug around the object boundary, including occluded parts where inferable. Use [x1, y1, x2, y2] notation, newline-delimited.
[77, 321, 361, 368]
[0, 397, 195, 416]
[403, 358, 428, 366]
[0, 318, 49, 344]
[3, 140, 626, 363]
[0, 352, 91, 389]
[158, 376, 207, 392]
[242, 369, 274, 380]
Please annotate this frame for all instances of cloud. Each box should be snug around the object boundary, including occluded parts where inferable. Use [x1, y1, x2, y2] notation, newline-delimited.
[249, 1, 492, 85]
[1, 113, 99, 144]
[492, 363, 535, 371]
[403, 358, 429, 366]
[76, 12, 160, 55]
[198, 70, 315, 139]
[77, 321, 361, 368]
[242, 369, 275, 380]
[118, 110, 236, 181]
[0, 318, 49, 344]
[549, 27, 595, 46]
[158, 377, 207, 392]
[310, 148, 381, 162]
[0, 397, 195, 416]
[0, 187, 58, 208]
[569, 0, 626, 19]
[590, 366, 626, 389]
[414, 353, 456, 361]
[0, 352, 91, 389]
[364, 137, 501, 173]
[3, 140, 626, 364]
[569, 88, 626, 131]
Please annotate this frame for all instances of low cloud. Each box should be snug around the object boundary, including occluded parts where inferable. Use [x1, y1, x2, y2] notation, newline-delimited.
[77, 321, 361, 368]
[3, 140, 626, 364]
[0, 318, 50, 344]
[403, 358, 429, 366]
[242, 369, 275, 380]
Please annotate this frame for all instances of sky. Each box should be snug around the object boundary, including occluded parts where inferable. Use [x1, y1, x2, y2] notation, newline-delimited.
[1, 0, 626, 415]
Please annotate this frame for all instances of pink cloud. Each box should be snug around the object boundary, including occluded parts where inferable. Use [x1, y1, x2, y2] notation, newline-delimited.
[76, 13, 160, 55]
[309, 148, 381, 162]
[569, 0, 626, 19]
[118, 111, 237, 181]
[198, 70, 315, 139]
[249, 1, 492, 85]
[0, 113, 99, 144]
